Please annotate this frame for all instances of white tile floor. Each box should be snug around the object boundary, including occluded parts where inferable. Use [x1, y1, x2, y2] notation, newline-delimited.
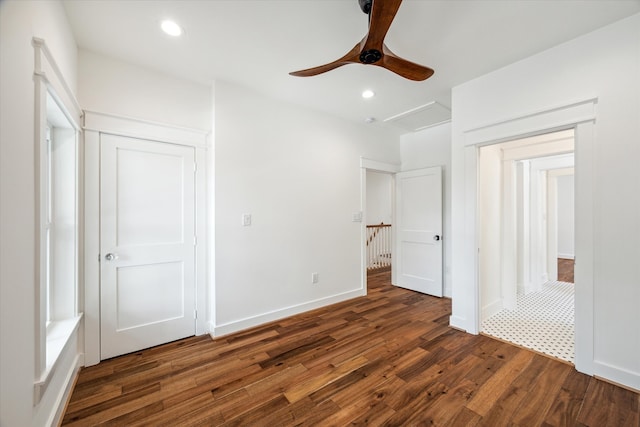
[481, 281, 575, 364]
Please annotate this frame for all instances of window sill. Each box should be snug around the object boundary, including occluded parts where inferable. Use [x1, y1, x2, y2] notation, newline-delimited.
[34, 314, 82, 404]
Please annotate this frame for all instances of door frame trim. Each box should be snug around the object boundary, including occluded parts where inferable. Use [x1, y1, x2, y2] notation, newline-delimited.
[83, 111, 209, 366]
[452, 97, 596, 376]
[360, 158, 400, 290]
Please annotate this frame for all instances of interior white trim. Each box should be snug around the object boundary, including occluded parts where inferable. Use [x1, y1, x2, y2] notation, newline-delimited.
[211, 288, 365, 337]
[360, 157, 401, 173]
[41, 352, 82, 427]
[83, 115, 209, 366]
[461, 97, 596, 378]
[360, 158, 399, 288]
[83, 110, 209, 149]
[464, 97, 597, 147]
[32, 36, 83, 406]
[32, 38, 83, 121]
[594, 361, 640, 392]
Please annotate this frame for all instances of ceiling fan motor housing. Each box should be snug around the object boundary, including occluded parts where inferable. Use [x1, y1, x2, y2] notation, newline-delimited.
[360, 49, 382, 64]
[359, 0, 373, 14]
[289, 0, 434, 81]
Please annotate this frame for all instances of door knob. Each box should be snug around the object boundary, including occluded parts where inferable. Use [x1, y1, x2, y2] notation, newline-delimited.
[105, 253, 119, 261]
[433, 235, 441, 241]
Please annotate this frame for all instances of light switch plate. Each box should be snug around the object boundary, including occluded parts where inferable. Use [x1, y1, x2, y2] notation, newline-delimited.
[242, 213, 252, 226]
[352, 211, 363, 222]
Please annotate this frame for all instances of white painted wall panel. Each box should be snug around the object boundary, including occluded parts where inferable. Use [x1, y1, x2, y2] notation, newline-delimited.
[557, 175, 575, 259]
[78, 50, 212, 131]
[213, 80, 400, 333]
[478, 144, 503, 320]
[366, 171, 393, 225]
[451, 13, 640, 390]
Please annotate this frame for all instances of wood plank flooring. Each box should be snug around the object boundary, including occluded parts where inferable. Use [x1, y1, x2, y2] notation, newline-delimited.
[558, 258, 574, 283]
[62, 271, 638, 426]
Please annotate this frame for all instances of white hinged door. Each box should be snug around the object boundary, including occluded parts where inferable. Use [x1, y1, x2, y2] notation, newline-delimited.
[394, 166, 443, 297]
[100, 133, 196, 359]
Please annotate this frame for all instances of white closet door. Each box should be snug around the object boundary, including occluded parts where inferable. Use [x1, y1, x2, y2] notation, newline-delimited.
[100, 133, 196, 359]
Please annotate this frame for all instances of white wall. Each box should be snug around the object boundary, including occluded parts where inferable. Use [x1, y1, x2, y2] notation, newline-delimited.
[213, 80, 400, 334]
[557, 174, 575, 259]
[0, 1, 80, 425]
[450, 13, 640, 390]
[478, 144, 503, 320]
[366, 171, 392, 225]
[78, 50, 212, 130]
[400, 122, 452, 296]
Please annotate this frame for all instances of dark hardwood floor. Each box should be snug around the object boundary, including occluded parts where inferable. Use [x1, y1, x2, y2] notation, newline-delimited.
[62, 271, 638, 426]
[558, 258, 575, 283]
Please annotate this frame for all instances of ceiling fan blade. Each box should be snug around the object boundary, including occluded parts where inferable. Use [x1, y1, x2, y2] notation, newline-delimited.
[363, 0, 403, 49]
[377, 44, 434, 81]
[290, 0, 435, 81]
[289, 43, 361, 77]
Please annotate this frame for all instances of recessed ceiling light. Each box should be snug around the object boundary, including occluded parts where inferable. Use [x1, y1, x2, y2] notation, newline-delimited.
[362, 90, 375, 99]
[161, 20, 183, 37]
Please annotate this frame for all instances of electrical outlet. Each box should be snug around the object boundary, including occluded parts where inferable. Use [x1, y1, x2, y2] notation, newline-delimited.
[311, 272, 319, 284]
[242, 213, 252, 226]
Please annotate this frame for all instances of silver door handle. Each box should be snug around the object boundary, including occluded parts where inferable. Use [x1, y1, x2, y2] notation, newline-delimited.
[105, 253, 119, 261]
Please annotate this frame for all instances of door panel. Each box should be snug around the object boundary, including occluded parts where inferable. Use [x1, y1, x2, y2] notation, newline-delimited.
[100, 133, 195, 360]
[394, 167, 443, 296]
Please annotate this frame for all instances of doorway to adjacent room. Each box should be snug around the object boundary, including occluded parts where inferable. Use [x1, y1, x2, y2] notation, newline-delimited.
[478, 129, 576, 364]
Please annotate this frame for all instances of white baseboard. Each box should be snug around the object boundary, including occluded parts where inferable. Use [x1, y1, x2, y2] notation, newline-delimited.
[481, 299, 503, 322]
[48, 353, 82, 427]
[558, 253, 575, 260]
[210, 288, 366, 338]
[449, 315, 474, 334]
[594, 360, 640, 393]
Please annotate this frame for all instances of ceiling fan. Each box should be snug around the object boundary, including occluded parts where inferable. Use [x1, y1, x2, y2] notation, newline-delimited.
[289, 0, 434, 81]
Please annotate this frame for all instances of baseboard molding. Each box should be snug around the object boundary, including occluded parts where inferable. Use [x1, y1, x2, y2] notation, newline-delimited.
[210, 288, 366, 338]
[558, 253, 575, 260]
[48, 353, 82, 427]
[449, 315, 473, 334]
[593, 360, 640, 392]
[481, 299, 503, 322]
[518, 281, 534, 295]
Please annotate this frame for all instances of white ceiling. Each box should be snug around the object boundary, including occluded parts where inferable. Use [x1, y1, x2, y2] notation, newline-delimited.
[62, 0, 640, 133]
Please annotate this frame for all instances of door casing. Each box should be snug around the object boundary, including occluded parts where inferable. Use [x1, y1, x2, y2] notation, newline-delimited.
[83, 111, 209, 366]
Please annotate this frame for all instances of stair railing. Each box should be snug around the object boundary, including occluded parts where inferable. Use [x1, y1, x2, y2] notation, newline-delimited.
[366, 223, 392, 270]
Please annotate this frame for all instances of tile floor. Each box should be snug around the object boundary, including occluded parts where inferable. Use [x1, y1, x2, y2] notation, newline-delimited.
[481, 280, 575, 364]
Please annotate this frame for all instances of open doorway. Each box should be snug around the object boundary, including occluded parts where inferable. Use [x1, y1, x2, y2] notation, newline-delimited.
[365, 170, 393, 284]
[478, 129, 576, 364]
[553, 173, 575, 283]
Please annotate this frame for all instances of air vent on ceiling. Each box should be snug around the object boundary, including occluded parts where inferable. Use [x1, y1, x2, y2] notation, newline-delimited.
[384, 101, 451, 132]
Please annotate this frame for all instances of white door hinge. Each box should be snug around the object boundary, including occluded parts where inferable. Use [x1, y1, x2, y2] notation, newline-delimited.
[194, 309, 198, 320]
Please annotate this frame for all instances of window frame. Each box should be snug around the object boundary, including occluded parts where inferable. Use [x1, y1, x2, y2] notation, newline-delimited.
[33, 37, 83, 404]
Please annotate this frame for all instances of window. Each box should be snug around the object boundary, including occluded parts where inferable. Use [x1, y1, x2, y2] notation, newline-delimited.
[44, 93, 78, 326]
[39, 92, 80, 375]
[33, 37, 83, 404]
